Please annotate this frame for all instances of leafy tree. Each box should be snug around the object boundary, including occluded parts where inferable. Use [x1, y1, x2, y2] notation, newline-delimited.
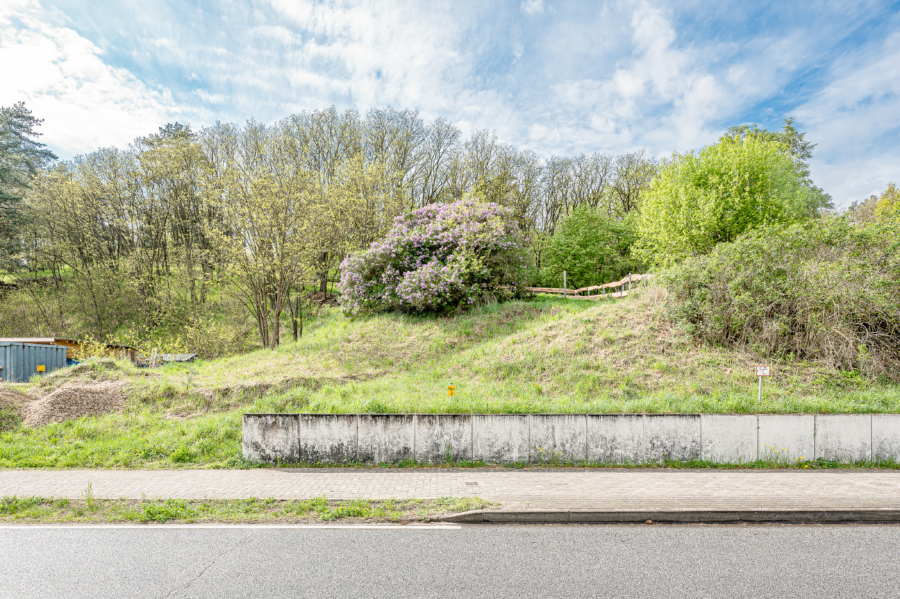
[874, 183, 899, 221]
[0, 102, 56, 266]
[723, 117, 832, 216]
[541, 207, 642, 289]
[609, 149, 656, 217]
[208, 120, 315, 348]
[636, 133, 820, 266]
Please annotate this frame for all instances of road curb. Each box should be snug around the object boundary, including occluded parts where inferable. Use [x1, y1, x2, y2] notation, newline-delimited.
[441, 508, 900, 524]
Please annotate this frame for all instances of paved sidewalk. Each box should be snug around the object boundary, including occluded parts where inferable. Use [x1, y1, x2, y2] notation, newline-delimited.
[2, 469, 900, 510]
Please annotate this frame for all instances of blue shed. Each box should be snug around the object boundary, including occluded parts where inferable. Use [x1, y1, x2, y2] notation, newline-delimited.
[0, 342, 68, 383]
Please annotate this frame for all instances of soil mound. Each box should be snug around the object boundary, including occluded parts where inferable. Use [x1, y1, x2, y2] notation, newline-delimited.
[22, 381, 126, 427]
[0, 388, 33, 409]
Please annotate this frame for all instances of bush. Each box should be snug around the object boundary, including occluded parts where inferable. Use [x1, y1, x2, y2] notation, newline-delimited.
[339, 198, 529, 314]
[540, 207, 642, 288]
[664, 217, 900, 378]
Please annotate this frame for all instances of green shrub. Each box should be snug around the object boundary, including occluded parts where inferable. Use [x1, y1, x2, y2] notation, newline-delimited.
[540, 207, 642, 288]
[664, 217, 900, 378]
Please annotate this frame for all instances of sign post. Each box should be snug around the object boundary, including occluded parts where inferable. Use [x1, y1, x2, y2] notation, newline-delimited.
[756, 365, 771, 402]
[447, 383, 455, 398]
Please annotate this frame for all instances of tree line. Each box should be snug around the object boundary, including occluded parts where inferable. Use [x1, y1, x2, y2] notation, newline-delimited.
[1, 105, 657, 350]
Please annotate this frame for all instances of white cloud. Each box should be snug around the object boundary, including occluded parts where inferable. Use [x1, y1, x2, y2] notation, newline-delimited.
[0, 0, 178, 156]
[535, 3, 811, 157]
[520, 0, 544, 16]
[191, 90, 226, 105]
[795, 31, 900, 206]
[265, 0, 493, 118]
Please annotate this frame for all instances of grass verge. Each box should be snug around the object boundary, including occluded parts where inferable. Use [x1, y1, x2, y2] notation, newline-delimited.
[0, 495, 492, 524]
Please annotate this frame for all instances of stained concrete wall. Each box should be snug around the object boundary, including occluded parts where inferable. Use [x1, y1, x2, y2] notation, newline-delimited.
[300, 414, 357, 464]
[242, 414, 299, 463]
[242, 413, 900, 465]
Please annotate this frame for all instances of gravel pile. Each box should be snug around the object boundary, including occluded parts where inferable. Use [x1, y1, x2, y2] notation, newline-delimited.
[22, 381, 126, 427]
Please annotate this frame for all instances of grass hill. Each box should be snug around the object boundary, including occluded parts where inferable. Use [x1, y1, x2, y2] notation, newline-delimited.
[1, 286, 898, 469]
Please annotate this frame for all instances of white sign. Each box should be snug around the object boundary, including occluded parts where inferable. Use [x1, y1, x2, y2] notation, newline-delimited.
[756, 365, 771, 377]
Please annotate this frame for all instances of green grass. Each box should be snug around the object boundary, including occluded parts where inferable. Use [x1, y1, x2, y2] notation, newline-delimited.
[1, 289, 899, 468]
[0, 495, 492, 524]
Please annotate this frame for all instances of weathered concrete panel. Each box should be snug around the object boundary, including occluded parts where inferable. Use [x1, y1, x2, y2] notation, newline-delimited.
[701, 414, 757, 464]
[816, 415, 871, 462]
[242, 414, 299, 463]
[415, 414, 473, 464]
[300, 414, 357, 464]
[473, 415, 529, 464]
[873, 415, 900, 461]
[644, 414, 701, 462]
[357, 414, 414, 464]
[758, 414, 814, 463]
[530, 414, 587, 463]
[587, 415, 644, 464]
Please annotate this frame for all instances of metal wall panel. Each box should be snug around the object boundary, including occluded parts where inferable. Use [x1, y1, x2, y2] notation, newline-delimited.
[0, 342, 67, 382]
[0, 343, 12, 383]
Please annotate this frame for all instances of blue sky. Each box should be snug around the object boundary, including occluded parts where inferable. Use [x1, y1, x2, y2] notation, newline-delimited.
[1, 0, 898, 207]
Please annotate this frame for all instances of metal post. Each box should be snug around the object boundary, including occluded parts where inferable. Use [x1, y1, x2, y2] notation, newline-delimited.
[758, 376, 763, 403]
[563, 271, 567, 299]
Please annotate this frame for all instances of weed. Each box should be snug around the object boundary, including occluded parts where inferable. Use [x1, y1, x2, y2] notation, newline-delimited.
[138, 499, 197, 523]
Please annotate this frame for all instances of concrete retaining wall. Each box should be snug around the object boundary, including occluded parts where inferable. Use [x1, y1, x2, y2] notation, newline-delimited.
[242, 413, 900, 465]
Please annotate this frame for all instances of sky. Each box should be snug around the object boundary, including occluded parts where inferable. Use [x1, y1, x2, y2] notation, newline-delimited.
[1, 0, 898, 208]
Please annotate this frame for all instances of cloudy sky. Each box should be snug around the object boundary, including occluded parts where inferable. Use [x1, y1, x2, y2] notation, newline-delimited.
[1, 0, 898, 207]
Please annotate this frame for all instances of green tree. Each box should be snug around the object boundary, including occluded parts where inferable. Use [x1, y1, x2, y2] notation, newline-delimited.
[541, 207, 642, 289]
[874, 183, 899, 221]
[723, 117, 832, 216]
[636, 133, 818, 266]
[0, 102, 56, 266]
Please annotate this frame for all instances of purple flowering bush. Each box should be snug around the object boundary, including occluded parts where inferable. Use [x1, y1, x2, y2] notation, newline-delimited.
[339, 199, 529, 314]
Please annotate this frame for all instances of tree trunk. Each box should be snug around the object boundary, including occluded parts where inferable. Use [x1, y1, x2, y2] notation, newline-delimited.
[288, 288, 303, 341]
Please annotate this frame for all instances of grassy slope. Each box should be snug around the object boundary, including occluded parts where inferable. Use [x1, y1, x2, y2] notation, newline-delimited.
[2, 288, 898, 468]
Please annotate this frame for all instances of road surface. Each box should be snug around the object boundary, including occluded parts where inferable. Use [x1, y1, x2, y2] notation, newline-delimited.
[1, 524, 898, 598]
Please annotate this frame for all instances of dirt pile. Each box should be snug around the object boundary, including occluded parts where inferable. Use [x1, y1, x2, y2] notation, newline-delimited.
[0, 388, 33, 409]
[22, 381, 126, 427]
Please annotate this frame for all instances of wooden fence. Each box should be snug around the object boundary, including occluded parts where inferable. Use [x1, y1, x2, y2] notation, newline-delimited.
[525, 273, 653, 301]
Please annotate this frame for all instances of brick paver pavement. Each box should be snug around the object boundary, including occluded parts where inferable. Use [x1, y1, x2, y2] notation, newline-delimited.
[2, 469, 900, 509]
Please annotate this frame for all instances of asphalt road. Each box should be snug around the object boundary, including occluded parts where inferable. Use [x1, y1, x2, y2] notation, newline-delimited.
[1, 524, 899, 598]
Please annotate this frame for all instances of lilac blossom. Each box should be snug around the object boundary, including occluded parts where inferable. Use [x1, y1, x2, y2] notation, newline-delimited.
[339, 198, 529, 314]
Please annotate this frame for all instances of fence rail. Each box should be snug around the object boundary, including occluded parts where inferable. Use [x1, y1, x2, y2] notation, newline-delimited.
[525, 273, 653, 300]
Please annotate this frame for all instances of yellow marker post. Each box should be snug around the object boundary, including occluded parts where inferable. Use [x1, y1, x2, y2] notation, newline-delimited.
[447, 383, 455, 397]
[36, 365, 46, 373]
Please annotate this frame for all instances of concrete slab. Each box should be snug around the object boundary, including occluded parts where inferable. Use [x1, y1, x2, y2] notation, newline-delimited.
[816, 415, 871, 462]
[701, 415, 757, 464]
[758, 414, 814, 463]
[357, 414, 414, 464]
[587, 414, 644, 464]
[300, 414, 357, 464]
[529, 414, 587, 463]
[242, 414, 299, 463]
[644, 414, 701, 462]
[473, 415, 529, 464]
[873, 415, 900, 461]
[414, 414, 473, 464]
